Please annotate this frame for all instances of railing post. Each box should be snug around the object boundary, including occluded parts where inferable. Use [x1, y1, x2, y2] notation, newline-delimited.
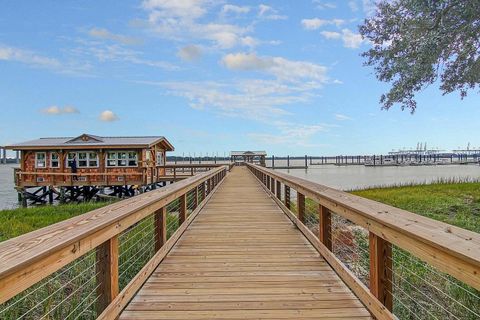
[193, 186, 198, 209]
[276, 180, 281, 199]
[319, 205, 332, 250]
[271, 177, 275, 194]
[96, 236, 119, 314]
[284, 185, 291, 209]
[201, 181, 206, 200]
[297, 192, 305, 222]
[179, 194, 187, 224]
[266, 175, 270, 189]
[154, 207, 167, 251]
[369, 232, 393, 311]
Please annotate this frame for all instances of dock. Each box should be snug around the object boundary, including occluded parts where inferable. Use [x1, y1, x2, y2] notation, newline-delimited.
[0, 164, 478, 320]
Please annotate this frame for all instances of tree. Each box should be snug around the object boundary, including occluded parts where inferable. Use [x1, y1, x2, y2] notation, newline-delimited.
[359, 0, 480, 112]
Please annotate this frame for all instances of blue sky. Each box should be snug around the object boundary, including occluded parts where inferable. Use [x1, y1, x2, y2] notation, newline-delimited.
[0, 0, 478, 157]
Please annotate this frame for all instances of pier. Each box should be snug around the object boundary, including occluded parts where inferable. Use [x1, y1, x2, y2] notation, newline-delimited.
[0, 164, 478, 319]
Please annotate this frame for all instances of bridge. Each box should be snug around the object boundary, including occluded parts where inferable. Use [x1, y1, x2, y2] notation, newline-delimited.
[0, 164, 479, 319]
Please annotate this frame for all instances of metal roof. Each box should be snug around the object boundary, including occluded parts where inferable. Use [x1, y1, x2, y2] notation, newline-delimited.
[230, 151, 267, 156]
[6, 134, 174, 151]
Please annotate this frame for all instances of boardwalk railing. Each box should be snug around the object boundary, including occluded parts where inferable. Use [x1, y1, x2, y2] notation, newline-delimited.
[247, 163, 480, 320]
[14, 163, 233, 187]
[0, 166, 227, 320]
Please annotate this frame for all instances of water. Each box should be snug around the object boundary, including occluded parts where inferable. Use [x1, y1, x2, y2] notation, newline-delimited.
[276, 164, 480, 190]
[0, 162, 479, 210]
[0, 165, 19, 210]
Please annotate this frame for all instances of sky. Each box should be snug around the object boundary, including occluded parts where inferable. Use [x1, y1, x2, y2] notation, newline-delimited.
[0, 0, 479, 157]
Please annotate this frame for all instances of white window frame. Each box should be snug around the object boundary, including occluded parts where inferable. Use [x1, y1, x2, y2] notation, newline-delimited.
[106, 151, 138, 167]
[35, 152, 46, 168]
[65, 151, 99, 168]
[50, 152, 60, 168]
[156, 151, 165, 166]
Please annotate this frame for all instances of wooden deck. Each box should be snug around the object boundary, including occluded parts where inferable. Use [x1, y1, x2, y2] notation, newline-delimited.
[119, 167, 372, 319]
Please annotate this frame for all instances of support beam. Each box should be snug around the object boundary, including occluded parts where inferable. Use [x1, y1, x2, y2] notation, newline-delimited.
[276, 180, 281, 200]
[96, 236, 119, 314]
[297, 192, 305, 222]
[319, 205, 332, 250]
[179, 194, 187, 224]
[154, 207, 167, 251]
[284, 185, 290, 209]
[369, 232, 393, 311]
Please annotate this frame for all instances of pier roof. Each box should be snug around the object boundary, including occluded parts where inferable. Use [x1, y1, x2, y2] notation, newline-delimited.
[6, 134, 174, 151]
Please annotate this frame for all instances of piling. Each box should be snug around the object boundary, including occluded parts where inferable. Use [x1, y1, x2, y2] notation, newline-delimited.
[272, 155, 275, 169]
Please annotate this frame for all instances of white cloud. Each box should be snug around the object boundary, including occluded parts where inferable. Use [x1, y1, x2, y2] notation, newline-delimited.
[222, 4, 250, 14]
[141, 0, 255, 49]
[0, 45, 90, 75]
[99, 110, 119, 122]
[313, 1, 337, 10]
[76, 42, 178, 70]
[249, 121, 330, 147]
[341, 29, 365, 48]
[334, 113, 352, 121]
[177, 45, 202, 61]
[320, 31, 341, 39]
[258, 4, 287, 20]
[88, 28, 142, 45]
[320, 29, 366, 48]
[140, 77, 323, 122]
[362, 0, 379, 16]
[221, 52, 328, 83]
[349, 1, 359, 12]
[40, 105, 80, 115]
[301, 18, 345, 30]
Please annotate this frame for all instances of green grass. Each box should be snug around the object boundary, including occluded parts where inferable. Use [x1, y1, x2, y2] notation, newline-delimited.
[0, 202, 113, 242]
[350, 182, 480, 233]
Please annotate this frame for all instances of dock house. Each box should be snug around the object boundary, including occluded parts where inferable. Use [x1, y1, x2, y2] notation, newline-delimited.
[6, 134, 174, 204]
[230, 151, 267, 166]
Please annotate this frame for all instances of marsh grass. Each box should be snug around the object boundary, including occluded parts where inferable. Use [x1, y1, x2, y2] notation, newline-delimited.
[295, 182, 480, 319]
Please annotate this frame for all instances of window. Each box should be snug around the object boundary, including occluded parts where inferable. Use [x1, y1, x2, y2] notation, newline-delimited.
[51, 153, 59, 168]
[67, 152, 76, 167]
[106, 151, 138, 167]
[88, 152, 98, 167]
[35, 152, 46, 168]
[78, 152, 88, 167]
[118, 152, 127, 167]
[156, 151, 164, 166]
[66, 151, 98, 168]
[107, 152, 117, 167]
[128, 152, 138, 166]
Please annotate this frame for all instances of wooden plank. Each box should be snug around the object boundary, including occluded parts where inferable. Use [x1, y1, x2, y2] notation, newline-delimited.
[179, 194, 187, 224]
[369, 232, 393, 311]
[247, 163, 480, 291]
[297, 192, 305, 223]
[97, 171, 226, 320]
[154, 207, 166, 251]
[0, 167, 226, 304]
[285, 185, 290, 209]
[319, 205, 332, 250]
[253, 169, 393, 320]
[96, 236, 119, 313]
[118, 167, 373, 320]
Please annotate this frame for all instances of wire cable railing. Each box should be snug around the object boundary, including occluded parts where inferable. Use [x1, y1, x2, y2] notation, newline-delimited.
[247, 163, 480, 320]
[0, 166, 228, 320]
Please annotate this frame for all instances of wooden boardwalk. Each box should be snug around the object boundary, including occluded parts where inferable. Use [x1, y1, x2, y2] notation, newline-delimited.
[119, 167, 372, 319]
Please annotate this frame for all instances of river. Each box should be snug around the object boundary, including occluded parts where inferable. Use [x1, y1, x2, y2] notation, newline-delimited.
[0, 163, 479, 210]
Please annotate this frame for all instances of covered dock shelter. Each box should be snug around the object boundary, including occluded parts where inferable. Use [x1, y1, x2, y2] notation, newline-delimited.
[230, 151, 266, 166]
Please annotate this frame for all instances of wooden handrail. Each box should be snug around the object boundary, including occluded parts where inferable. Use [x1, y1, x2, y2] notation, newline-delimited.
[0, 165, 227, 305]
[246, 163, 480, 291]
